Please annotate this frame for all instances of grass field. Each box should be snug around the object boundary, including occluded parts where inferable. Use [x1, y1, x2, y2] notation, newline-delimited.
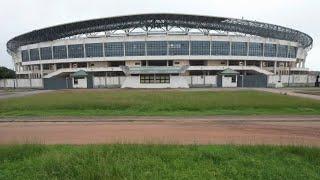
[1, 90, 320, 117]
[0, 144, 319, 179]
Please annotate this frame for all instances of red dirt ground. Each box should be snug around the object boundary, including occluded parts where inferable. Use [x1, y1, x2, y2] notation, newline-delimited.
[1, 116, 320, 146]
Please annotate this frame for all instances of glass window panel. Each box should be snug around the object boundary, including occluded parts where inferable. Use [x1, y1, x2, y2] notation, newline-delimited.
[68, 44, 84, 58]
[146, 41, 167, 56]
[211, 41, 230, 55]
[140, 74, 170, 84]
[125, 41, 145, 56]
[264, 44, 277, 57]
[40, 47, 52, 60]
[168, 41, 189, 55]
[248, 42, 263, 56]
[277, 45, 288, 58]
[105, 42, 124, 57]
[190, 41, 210, 55]
[231, 42, 247, 56]
[85, 43, 103, 57]
[53, 45, 67, 59]
[29, 48, 40, 61]
[21, 50, 29, 62]
[288, 46, 297, 58]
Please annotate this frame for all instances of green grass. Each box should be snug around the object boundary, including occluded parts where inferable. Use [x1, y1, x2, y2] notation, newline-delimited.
[1, 90, 320, 117]
[0, 144, 319, 179]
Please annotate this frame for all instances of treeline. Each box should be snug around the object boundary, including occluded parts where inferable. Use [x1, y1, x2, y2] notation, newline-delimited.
[0, 66, 16, 79]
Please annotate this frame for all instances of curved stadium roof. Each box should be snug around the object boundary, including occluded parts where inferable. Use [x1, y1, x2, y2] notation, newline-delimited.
[7, 13, 313, 52]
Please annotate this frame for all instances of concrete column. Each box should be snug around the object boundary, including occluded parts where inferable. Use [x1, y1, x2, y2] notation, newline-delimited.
[274, 61, 277, 74]
[260, 61, 263, 69]
[40, 64, 43, 78]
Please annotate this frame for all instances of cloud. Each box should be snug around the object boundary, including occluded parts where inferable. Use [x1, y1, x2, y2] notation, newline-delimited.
[0, 0, 318, 70]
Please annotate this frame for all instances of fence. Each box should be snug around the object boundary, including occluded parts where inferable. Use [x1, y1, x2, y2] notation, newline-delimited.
[0, 74, 318, 89]
[237, 75, 268, 87]
[0, 79, 43, 88]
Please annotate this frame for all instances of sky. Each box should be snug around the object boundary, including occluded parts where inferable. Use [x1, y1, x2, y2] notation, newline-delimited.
[0, 0, 319, 70]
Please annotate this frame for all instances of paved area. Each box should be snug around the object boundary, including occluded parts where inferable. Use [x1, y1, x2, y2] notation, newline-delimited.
[0, 89, 53, 100]
[1, 116, 320, 146]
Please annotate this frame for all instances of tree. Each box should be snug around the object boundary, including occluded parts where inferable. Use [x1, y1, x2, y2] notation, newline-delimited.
[0, 66, 16, 79]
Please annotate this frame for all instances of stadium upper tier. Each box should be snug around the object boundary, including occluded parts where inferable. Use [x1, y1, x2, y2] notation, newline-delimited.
[7, 13, 313, 52]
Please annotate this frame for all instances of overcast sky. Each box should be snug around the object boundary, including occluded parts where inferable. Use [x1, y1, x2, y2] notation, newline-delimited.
[0, 0, 319, 70]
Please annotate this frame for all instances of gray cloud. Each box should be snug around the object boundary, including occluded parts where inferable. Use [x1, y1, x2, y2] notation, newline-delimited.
[0, 0, 319, 70]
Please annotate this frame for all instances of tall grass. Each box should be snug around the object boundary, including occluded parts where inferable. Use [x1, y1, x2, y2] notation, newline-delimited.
[0, 144, 319, 179]
[1, 90, 320, 116]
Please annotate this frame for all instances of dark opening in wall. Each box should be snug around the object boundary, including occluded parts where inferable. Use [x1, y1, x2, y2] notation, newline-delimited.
[148, 60, 167, 66]
[93, 72, 106, 77]
[246, 61, 260, 67]
[56, 63, 70, 69]
[109, 61, 125, 67]
[189, 60, 206, 66]
[77, 62, 87, 68]
[229, 60, 240, 66]
[189, 70, 205, 75]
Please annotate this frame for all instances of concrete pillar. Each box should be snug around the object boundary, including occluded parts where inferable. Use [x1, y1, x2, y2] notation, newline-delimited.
[40, 64, 43, 78]
[260, 61, 263, 69]
[274, 61, 277, 74]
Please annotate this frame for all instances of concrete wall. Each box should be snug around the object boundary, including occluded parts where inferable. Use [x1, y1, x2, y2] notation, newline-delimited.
[93, 76, 126, 88]
[121, 76, 189, 88]
[207, 60, 227, 66]
[1, 74, 317, 89]
[268, 75, 317, 87]
[187, 76, 217, 87]
[173, 60, 189, 66]
[0, 79, 43, 88]
[89, 61, 108, 68]
[125, 61, 141, 67]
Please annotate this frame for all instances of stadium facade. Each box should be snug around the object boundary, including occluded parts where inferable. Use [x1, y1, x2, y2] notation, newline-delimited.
[6, 14, 313, 88]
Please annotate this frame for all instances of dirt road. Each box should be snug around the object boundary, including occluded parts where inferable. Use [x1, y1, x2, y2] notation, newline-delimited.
[1, 116, 320, 146]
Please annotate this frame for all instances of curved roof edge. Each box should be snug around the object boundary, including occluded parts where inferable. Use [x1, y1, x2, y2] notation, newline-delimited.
[7, 13, 313, 52]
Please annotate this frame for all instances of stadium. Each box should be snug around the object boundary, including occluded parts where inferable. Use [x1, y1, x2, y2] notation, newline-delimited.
[6, 13, 314, 89]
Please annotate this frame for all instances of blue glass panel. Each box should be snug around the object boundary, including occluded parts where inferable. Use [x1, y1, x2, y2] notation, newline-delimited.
[190, 41, 210, 55]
